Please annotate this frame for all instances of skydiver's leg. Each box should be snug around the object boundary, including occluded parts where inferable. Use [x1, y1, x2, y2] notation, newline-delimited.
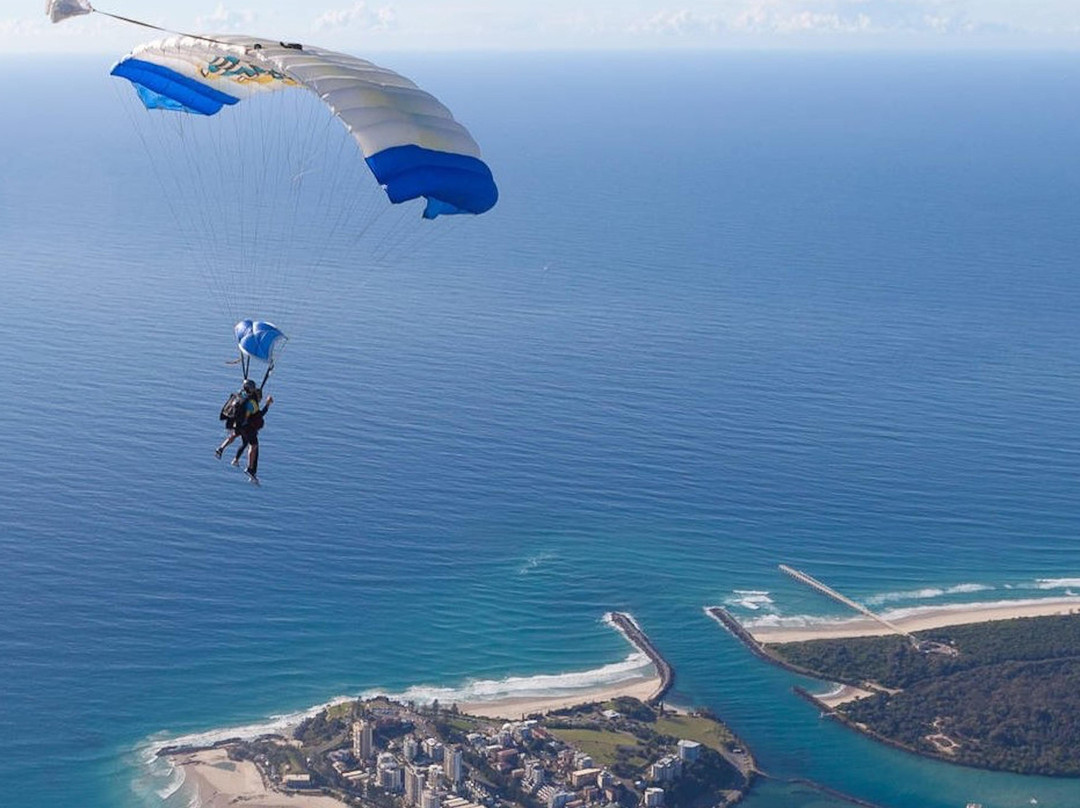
[246, 434, 259, 476]
[233, 435, 248, 466]
[216, 430, 238, 458]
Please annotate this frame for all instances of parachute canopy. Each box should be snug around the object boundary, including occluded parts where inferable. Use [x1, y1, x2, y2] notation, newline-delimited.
[110, 35, 498, 219]
[235, 319, 287, 363]
[45, 0, 93, 23]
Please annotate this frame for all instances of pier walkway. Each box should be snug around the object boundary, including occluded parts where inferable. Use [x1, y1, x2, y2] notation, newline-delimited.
[778, 565, 912, 640]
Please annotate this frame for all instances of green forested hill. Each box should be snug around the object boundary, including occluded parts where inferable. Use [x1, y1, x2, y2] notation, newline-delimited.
[768, 614, 1080, 775]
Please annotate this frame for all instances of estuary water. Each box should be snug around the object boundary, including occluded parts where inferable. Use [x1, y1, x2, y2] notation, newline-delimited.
[2, 51, 1080, 808]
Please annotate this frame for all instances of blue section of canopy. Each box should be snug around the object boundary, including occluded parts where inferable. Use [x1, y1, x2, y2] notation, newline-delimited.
[111, 58, 240, 116]
[365, 145, 498, 219]
[234, 319, 287, 362]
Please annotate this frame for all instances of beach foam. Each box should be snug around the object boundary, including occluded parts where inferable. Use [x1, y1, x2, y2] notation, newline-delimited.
[725, 590, 776, 611]
[744, 595, 1080, 632]
[863, 583, 992, 606]
[364, 651, 655, 706]
[1034, 578, 1080, 590]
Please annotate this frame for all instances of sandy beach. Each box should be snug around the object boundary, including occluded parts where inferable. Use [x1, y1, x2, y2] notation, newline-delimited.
[174, 747, 349, 808]
[811, 683, 876, 709]
[748, 596, 1080, 644]
[459, 674, 662, 719]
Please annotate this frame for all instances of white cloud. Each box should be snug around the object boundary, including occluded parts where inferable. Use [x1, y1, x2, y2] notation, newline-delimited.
[195, 3, 258, 31]
[312, 2, 395, 32]
[628, 10, 723, 36]
[637, 0, 1003, 37]
[0, 18, 35, 37]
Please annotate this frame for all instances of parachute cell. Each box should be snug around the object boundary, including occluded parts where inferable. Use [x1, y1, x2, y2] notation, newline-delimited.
[110, 36, 498, 218]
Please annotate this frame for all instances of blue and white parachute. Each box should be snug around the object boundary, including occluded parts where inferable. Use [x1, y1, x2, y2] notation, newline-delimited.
[111, 35, 497, 219]
[47, 8, 499, 386]
[234, 319, 287, 363]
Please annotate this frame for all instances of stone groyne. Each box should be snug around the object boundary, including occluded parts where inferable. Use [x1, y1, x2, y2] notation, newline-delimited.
[704, 606, 866, 687]
[606, 611, 673, 704]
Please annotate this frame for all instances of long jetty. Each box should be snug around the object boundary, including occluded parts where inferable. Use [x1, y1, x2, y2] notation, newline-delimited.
[606, 612, 673, 704]
[777, 565, 912, 640]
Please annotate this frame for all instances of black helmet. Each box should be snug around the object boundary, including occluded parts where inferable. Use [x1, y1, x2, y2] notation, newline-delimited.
[242, 379, 257, 395]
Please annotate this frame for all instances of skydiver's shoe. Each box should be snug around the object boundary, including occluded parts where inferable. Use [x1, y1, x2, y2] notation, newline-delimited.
[231, 457, 240, 467]
[214, 447, 224, 459]
[245, 468, 258, 481]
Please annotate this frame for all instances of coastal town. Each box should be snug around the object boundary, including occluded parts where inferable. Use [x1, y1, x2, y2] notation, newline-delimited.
[166, 693, 754, 808]
[158, 597, 1080, 808]
[163, 613, 755, 808]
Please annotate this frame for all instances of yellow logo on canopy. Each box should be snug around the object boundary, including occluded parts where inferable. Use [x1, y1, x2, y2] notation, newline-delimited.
[201, 55, 298, 86]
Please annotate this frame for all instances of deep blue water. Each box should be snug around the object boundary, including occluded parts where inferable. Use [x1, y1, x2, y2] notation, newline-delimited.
[3, 51, 1080, 808]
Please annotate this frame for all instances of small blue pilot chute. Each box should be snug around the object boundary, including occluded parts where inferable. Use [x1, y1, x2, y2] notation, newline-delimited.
[235, 319, 287, 363]
[234, 319, 287, 385]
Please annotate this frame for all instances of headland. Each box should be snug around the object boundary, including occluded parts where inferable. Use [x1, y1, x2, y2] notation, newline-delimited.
[712, 599, 1080, 777]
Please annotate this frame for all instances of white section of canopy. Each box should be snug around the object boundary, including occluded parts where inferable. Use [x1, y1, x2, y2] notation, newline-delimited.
[121, 35, 484, 159]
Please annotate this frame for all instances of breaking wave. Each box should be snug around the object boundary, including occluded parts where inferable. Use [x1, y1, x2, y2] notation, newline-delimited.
[743, 595, 1080, 630]
[364, 651, 655, 706]
[863, 583, 992, 606]
[725, 590, 776, 611]
[1034, 578, 1080, 590]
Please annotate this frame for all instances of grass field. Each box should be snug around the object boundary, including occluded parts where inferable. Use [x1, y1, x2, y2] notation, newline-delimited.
[547, 727, 647, 768]
[654, 714, 734, 751]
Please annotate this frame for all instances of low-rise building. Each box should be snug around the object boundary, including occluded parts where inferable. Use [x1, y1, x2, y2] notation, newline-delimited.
[571, 768, 602, 788]
[283, 774, 313, 789]
[644, 787, 664, 807]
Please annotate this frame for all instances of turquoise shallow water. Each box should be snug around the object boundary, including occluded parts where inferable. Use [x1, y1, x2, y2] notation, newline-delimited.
[2, 51, 1080, 808]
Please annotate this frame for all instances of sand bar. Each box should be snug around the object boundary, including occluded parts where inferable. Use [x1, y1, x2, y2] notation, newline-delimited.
[459, 674, 661, 719]
[812, 684, 876, 709]
[748, 597, 1080, 644]
[175, 747, 349, 808]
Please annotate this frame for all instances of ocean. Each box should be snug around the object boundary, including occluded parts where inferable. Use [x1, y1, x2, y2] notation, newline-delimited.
[2, 50, 1080, 808]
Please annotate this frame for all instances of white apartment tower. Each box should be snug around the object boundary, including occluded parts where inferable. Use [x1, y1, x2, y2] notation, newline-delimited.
[353, 719, 374, 760]
[444, 746, 463, 783]
[405, 767, 427, 806]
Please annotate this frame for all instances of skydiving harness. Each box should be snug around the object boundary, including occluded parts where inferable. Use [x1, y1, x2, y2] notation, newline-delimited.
[238, 355, 275, 394]
[220, 359, 273, 429]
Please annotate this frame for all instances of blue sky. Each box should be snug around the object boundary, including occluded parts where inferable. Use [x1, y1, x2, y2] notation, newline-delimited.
[6, 0, 1080, 53]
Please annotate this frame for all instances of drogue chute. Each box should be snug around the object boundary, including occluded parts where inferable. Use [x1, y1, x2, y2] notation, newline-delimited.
[46, 0, 92, 23]
[233, 319, 287, 386]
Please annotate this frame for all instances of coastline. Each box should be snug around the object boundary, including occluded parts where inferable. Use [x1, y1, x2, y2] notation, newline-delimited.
[459, 672, 661, 718]
[745, 596, 1080, 644]
[165, 612, 673, 805]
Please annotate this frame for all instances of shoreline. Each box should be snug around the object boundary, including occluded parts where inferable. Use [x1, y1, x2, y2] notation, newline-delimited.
[460, 611, 668, 719]
[173, 747, 350, 808]
[459, 672, 661, 719]
[164, 613, 672, 804]
[744, 596, 1080, 644]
